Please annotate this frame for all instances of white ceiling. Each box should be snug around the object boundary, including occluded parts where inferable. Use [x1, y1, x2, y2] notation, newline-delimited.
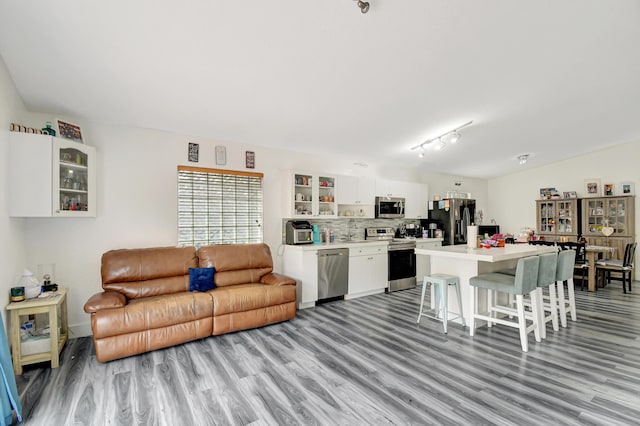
[1, 1, 639, 179]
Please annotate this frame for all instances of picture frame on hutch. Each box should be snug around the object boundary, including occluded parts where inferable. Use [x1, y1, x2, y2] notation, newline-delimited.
[603, 183, 615, 196]
[563, 191, 578, 199]
[56, 119, 84, 143]
[620, 182, 635, 196]
[584, 178, 601, 197]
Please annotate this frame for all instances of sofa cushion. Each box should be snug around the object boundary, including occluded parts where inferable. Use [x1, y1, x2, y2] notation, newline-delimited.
[189, 267, 215, 292]
[91, 291, 213, 339]
[198, 243, 273, 287]
[102, 246, 197, 299]
[210, 283, 296, 316]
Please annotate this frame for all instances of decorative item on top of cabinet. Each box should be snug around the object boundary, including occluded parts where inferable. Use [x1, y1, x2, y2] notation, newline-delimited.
[9, 132, 96, 217]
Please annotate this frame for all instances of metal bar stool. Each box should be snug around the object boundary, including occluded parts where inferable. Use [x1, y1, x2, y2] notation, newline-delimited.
[417, 273, 465, 334]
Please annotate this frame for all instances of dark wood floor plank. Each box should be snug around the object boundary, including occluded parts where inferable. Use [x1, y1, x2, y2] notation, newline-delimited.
[16, 283, 640, 425]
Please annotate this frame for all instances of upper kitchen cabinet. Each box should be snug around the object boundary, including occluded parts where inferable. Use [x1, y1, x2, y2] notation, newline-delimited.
[9, 132, 97, 217]
[284, 171, 337, 218]
[582, 196, 634, 237]
[536, 199, 580, 240]
[375, 178, 428, 218]
[336, 175, 375, 205]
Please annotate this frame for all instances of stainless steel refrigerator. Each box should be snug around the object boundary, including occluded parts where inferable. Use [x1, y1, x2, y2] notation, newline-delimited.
[427, 198, 476, 245]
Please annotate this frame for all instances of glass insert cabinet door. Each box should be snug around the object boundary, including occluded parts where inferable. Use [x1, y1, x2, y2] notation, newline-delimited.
[556, 200, 575, 234]
[585, 199, 605, 234]
[538, 201, 555, 234]
[606, 198, 627, 234]
[53, 139, 96, 217]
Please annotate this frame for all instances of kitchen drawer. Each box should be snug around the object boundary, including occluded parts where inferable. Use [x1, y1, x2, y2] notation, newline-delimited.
[349, 245, 386, 256]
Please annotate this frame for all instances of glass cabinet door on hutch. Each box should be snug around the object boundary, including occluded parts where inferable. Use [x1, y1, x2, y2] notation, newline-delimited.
[584, 199, 605, 234]
[556, 200, 577, 235]
[537, 200, 555, 235]
[606, 198, 627, 234]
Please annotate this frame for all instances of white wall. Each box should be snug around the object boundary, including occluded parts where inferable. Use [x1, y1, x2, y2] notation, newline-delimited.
[488, 141, 640, 267]
[15, 116, 486, 337]
[0, 56, 29, 326]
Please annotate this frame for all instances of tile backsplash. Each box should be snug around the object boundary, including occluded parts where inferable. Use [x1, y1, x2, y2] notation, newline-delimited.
[281, 218, 422, 243]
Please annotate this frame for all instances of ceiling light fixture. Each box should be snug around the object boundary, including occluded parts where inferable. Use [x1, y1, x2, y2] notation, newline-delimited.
[518, 154, 529, 165]
[411, 120, 473, 157]
[354, 0, 370, 13]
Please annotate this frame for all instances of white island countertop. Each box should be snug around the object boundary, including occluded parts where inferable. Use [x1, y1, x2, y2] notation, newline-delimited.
[416, 244, 557, 262]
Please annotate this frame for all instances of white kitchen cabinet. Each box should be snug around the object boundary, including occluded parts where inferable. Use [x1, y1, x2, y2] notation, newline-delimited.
[9, 132, 97, 217]
[375, 178, 407, 198]
[282, 247, 319, 309]
[415, 240, 442, 283]
[336, 175, 375, 205]
[284, 171, 337, 218]
[346, 245, 388, 298]
[403, 182, 429, 218]
[375, 178, 429, 218]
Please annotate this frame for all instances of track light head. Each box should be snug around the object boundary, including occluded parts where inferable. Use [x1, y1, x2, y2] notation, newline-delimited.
[357, 0, 370, 13]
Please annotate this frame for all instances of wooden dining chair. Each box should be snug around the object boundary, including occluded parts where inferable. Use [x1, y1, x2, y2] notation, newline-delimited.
[596, 242, 636, 293]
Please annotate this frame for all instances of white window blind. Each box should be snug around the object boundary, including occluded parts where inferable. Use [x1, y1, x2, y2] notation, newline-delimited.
[178, 166, 263, 248]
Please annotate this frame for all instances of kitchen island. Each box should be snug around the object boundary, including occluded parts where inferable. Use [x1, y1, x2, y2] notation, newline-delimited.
[415, 244, 558, 328]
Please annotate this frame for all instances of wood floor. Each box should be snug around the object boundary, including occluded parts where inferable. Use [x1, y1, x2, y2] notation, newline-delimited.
[15, 282, 640, 426]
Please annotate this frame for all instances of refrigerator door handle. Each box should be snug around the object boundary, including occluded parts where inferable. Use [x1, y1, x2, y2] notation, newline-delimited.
[462, 206, 471, 241]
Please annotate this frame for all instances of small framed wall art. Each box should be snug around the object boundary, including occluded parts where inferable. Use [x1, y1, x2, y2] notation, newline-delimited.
[620, 182, 634, 195]
[57, 119, 84, 143]
[215, 146, 226, 165]
[245, 151, 255, 169]
[563, 191, 578, 199]
[584, 178, 601, 197]
[188, 142, 199, 162]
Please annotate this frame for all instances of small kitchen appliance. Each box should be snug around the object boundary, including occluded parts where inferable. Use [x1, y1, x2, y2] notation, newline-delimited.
[285, 220, 313, 245]
[375, 196, 405, 218]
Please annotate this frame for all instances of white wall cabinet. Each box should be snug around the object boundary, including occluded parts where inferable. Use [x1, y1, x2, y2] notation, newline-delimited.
[9, 132, 97, 217]
[336, 175, 375, 205]
[346, 245, 388, 298]
[284, 171, 337, 218]
[375, 178, 429, 218]
[415, 240, 442, 283]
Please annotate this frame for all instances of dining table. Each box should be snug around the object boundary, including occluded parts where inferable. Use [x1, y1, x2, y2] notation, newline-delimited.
[585, 245, 616, 292]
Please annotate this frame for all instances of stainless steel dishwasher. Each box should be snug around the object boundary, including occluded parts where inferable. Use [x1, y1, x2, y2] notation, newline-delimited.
[317, 248, 349, 300]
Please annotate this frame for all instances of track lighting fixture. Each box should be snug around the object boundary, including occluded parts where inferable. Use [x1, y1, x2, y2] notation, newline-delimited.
[411, 121, 473, 157]
[518, 154, 529, 165]
[355, 0, 370, 14]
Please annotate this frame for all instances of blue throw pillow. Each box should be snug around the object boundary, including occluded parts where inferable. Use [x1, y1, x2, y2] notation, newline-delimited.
[189, 267, 215, 292]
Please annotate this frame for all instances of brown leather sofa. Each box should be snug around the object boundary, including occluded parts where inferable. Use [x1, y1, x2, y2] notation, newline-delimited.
[83, 243, 296, 362]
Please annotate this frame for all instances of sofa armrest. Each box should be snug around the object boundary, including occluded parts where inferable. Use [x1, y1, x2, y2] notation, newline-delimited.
[84, 291, 127, 313]
[260, 272, 296, 287]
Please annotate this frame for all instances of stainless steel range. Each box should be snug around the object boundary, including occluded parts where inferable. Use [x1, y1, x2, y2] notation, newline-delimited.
[365, 227, 417, 292]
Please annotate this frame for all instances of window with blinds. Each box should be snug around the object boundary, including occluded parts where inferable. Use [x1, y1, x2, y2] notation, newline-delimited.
[177, 166, 263, 248]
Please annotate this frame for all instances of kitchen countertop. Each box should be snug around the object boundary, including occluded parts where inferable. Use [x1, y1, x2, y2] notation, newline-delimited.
[284, 237, 443, 251]
[415, 244, 557, 262]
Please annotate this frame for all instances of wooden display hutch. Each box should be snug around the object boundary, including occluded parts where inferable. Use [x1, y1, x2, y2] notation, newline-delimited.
[535, 199, 581, 242]
[582, 196, 635, 262]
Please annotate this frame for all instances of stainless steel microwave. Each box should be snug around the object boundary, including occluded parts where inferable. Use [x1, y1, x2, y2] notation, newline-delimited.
[375, 196, 405, 218]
